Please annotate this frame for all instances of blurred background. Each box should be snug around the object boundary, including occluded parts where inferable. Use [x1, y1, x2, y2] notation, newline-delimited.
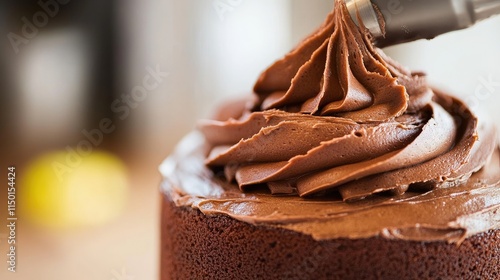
[0, 1, 499, 279]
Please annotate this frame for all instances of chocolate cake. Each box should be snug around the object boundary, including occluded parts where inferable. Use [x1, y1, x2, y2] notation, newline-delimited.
[160, 1, 500, 279]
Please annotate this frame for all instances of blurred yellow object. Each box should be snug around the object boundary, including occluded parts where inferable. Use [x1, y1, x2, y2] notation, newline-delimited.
[20, 150, 129, 228]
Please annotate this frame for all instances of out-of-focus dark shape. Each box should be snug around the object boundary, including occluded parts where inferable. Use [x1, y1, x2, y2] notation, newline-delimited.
[0, 0, 117, 158]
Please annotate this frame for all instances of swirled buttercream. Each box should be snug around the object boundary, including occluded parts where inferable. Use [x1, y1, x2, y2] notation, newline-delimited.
[199, 0, 497, 200]
[160, 0, 500, 243]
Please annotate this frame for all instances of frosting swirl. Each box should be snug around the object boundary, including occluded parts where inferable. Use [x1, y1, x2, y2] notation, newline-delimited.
[160, 131, 500, 243]
[199, 0, 496, 201]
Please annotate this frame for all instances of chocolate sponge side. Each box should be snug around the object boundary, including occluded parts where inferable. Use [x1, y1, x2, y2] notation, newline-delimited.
[160, 195, 500, 280]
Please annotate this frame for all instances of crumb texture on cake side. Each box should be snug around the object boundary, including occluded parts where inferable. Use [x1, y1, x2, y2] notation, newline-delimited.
[161, 196, 500, 280]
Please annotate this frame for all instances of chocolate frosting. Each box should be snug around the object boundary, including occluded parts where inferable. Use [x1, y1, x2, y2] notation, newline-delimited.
[160, 131, 500, 243]
[200, 1, 496, 200]
[160, 0, 500, 242]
